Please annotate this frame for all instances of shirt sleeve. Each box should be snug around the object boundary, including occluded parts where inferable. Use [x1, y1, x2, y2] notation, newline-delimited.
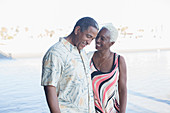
[41, 51, 63, 87]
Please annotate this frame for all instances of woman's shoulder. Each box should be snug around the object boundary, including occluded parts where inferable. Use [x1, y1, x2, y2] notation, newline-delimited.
[112, 52, 125, 58]
[115, 53, 126, 66]
[112, 52, 120, 58]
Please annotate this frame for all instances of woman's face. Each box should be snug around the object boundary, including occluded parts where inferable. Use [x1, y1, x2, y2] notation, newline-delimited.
[95, 28, 112, 50]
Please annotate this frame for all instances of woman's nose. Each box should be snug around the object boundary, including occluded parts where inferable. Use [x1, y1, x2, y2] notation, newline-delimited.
[96, 37, 100, 42]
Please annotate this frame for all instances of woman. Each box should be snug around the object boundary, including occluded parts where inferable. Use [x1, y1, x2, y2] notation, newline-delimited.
[89, 23, 127, 113]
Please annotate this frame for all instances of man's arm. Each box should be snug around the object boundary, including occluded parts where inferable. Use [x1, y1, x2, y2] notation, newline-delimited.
[118, 56, 127, 113]
[44, 86, 61, 113]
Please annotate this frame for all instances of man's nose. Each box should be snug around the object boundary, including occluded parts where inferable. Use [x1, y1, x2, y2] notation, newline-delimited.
[87, 39, 93, 45]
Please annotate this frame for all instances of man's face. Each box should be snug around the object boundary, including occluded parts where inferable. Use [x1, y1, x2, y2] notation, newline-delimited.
[75, 26, 98, 51]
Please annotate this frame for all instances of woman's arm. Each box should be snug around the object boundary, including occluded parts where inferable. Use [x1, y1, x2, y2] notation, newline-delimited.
[44, 86, 61, 113]
[118, 56, 127, 113]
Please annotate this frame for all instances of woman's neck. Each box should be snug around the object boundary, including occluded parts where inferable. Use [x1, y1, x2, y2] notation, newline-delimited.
[96, 49, 111, 58]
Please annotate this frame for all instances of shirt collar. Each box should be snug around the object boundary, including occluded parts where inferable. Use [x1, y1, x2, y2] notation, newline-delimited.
[59, 37, 78, 52]
[59, 37, 86, 54]
[59, 37, 89, 74]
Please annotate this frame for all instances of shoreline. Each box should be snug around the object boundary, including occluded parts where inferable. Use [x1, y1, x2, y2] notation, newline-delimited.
[1, 47, 170, 59]
[1, 38, 170, 59]
[115, 47, 170, 53]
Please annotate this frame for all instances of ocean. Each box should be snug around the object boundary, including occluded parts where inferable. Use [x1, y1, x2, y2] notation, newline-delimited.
[0, 50, 170, 113]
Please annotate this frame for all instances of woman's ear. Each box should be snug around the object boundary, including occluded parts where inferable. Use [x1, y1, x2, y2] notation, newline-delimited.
[74, 26, 80, 35]
[110, 42, 115, 46]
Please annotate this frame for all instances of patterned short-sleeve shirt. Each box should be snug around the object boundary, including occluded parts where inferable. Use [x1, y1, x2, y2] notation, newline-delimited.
[41, 37, 95, 113]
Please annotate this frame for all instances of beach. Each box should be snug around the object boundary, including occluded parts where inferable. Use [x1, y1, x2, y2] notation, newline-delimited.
[0, 50, 170, 113]
[1, 36, 170, 58]
[0, 0, 170, 112]
[1, 34, 170, 113]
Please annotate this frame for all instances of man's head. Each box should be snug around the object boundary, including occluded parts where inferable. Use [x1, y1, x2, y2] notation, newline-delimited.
[73, 17, 99, 33]
[71, 17, 99, 51]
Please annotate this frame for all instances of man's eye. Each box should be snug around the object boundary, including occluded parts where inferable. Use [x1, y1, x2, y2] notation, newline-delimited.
[87, 34, 92, 38]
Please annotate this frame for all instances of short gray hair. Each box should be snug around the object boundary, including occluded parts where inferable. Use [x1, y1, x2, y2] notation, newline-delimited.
[102, 23, 118, 42]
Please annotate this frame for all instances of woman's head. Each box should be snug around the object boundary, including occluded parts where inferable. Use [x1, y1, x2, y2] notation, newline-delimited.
[102, 23, 118, 42]
[95, 23, 118, 50]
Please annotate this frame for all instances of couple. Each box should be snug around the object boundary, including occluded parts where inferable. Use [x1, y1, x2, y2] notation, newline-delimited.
[41, 17, 127, 113]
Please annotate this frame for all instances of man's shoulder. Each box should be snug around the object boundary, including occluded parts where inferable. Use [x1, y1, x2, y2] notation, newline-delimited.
[43, 41, 68, 60]
[48, 41, 67, 53]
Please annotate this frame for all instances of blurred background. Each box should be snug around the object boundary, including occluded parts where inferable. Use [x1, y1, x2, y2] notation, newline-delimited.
[0, 0, 170, 112]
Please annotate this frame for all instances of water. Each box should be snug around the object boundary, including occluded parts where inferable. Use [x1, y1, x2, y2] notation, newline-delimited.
[124, 50, 170, 113]
[0, 50, 170, 113]
[0, 57, 49, 113]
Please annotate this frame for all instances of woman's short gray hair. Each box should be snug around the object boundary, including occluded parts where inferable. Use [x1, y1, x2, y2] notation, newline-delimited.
[102, 23, 118, 42]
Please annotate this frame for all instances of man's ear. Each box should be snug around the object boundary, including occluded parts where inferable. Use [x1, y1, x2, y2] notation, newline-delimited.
[74, 26, 81, 35]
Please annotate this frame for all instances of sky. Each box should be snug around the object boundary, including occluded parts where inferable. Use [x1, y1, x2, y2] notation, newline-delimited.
[0, 0, 170, 28]
[0, 0, 170, 55]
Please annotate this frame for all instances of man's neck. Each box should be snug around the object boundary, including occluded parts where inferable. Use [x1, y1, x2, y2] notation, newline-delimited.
[65, 34, 75, 46]
[65, 35, 81, 53]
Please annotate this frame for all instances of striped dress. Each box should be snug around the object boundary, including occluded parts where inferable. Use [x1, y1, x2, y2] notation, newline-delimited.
[90, 53, 120, 113]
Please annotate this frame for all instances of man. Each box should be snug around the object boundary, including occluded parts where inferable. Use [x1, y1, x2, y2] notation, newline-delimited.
[41, 17, 99, 113]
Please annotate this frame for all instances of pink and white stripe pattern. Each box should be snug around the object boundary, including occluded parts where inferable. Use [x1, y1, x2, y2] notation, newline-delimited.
[90, 53, 120, 113]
